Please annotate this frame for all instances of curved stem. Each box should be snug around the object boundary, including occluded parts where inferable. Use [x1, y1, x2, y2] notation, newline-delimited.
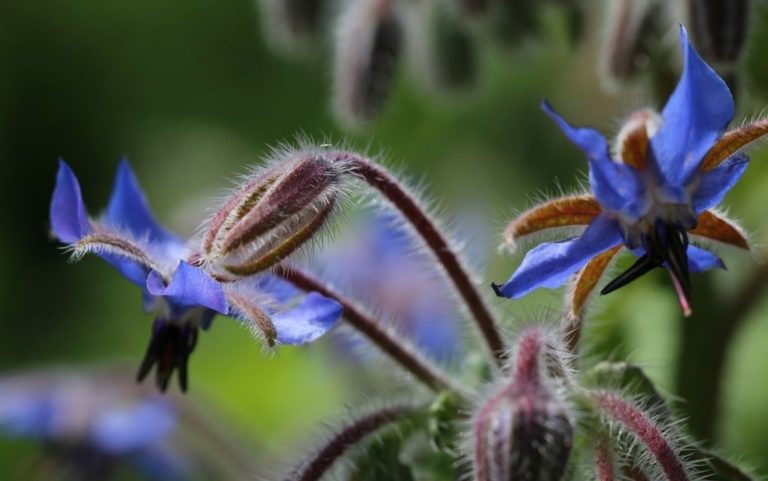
[286, 404, 417, 481]
[329, 151, 505, 366]
[593, 391, 688, 481]
[277, 266, 468, 398]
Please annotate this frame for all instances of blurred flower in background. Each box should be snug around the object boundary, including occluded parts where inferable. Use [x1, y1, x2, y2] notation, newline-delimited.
[0, 366, 254, 481]
[312, 211, 466, 364]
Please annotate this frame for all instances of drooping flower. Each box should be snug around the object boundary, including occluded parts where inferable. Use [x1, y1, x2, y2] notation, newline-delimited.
[493, 26, 766, 316]
[50, 158, 343, 392]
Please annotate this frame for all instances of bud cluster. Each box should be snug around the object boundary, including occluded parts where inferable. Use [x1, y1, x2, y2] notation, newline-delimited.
[198, 148, 346, 280]
[255, 0, 585, 127]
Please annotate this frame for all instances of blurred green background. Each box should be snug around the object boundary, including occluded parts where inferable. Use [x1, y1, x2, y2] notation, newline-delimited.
[2, 0, 768, 478]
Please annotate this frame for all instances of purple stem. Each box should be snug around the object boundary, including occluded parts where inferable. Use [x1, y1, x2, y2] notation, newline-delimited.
[287, 404, 416, 481]
[277, 266, 466, 396]
[328, 151, 505, 366]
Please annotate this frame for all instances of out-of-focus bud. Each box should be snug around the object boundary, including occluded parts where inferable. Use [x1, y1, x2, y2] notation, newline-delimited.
[472, 329, 573, 481]
[688, 0, 749, 65]
[258, 0, 329, 54]
[406, 1, 477, 93]
[687, 0, 750, 93]
[599, 0, 668, 87]
[200, 148, 344, 279]
[490, 0, 541, 47]
[333, 0, 403, 127]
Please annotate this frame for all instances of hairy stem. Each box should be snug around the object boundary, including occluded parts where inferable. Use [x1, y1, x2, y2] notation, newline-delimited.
[287, 404, 417, 481]
[329, 151, 505, 366]
[277, 266, 468, 397]
[593, 392, 688, 481]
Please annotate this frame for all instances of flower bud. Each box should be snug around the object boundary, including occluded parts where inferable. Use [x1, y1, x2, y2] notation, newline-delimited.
[688, 0, 749, 65]
[599, 0, 666, 87]
[200, 148, 344, 279]
[472, 329, 573, 481]
[333, 0, 403, 126]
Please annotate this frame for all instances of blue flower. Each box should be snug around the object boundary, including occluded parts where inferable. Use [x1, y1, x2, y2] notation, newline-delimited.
[50, 160, 343, 391]
[493, 26, 764, 315]
[314, 213, 463, 362]
[0, 370, 187, 480]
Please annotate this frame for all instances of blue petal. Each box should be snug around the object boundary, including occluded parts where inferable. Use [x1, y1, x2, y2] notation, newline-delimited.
[692, 153, 748, 213]
[649, 26, 734, 187]
[494, 215, 624, 298]
[90, 399, 175, 454]
[50, 160, 91, 243]
[686, 245, 725, 272]
[272, 292, 342, 345]
[102, 252, 152, 287]
[542, 101, 646, 219]
[146, 262, 228, 314]
[106, 160, 182, 247]
[255, 275, 302, 304]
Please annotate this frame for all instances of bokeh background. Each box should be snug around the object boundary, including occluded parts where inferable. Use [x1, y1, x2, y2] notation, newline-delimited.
[2, 0, 768, 478]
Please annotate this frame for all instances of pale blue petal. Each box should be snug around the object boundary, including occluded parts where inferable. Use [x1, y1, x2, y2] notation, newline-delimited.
[494, 215, 624, 298]
[273, 293, 342, 345]
[692, 153, 748, 213]
[106, 160, 182, 247]
[146, 262, 228, 314]
[90, 399, 175, 454]
[542, 101, 646, 219]
[687, 245, 725, 273]
[50, 160, 91, 243]
[649, 26, 734, 187]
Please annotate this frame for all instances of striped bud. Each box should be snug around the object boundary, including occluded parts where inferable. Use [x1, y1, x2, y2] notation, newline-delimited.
[599, 0, 667, 86]
[688, 0, 749, 65]
[200, 148, 344, 279]
[333, 0, 403, 126]
[472, 329, 573, 481]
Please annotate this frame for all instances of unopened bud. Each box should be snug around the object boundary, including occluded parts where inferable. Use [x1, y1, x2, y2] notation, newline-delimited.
[258, 0, 328, 53]
[407, 2, 477, 93]
[688, 0, 749, 65]
[200, 149, 343, 279]
[472, 329, 573, 481]
[599, 0, 667, 87]
[333, 0, 403, 126]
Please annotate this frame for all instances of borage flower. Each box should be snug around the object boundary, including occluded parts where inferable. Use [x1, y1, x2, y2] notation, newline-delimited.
[493, 26, 766, 317]
[50, 156, 344, 392]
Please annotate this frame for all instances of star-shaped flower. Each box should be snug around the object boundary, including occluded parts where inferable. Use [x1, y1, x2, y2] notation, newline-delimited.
[50, 160, 343, 391]
[493, 26, 766, 317]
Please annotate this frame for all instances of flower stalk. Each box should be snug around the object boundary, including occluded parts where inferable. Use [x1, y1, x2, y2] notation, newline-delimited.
[276, 265, 467, 397]
[325, 150, 506, 367]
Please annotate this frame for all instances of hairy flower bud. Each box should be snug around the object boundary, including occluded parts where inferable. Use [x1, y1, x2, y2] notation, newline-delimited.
[200, 148, 344, 279]
[472, 329, 573, 481]
[333, 0, 403, 126]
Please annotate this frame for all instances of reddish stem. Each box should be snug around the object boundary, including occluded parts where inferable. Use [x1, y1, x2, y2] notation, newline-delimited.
[288, 404, 416, 481]
[330, 151, 505, 366]
[594, 392, 688, 481]
[277, 266, 466, 396]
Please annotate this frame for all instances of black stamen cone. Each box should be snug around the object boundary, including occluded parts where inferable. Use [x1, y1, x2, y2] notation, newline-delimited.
[601, 221, 692, 309]
[601, 255, 661, 295]
[137, 319, 198, 393]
